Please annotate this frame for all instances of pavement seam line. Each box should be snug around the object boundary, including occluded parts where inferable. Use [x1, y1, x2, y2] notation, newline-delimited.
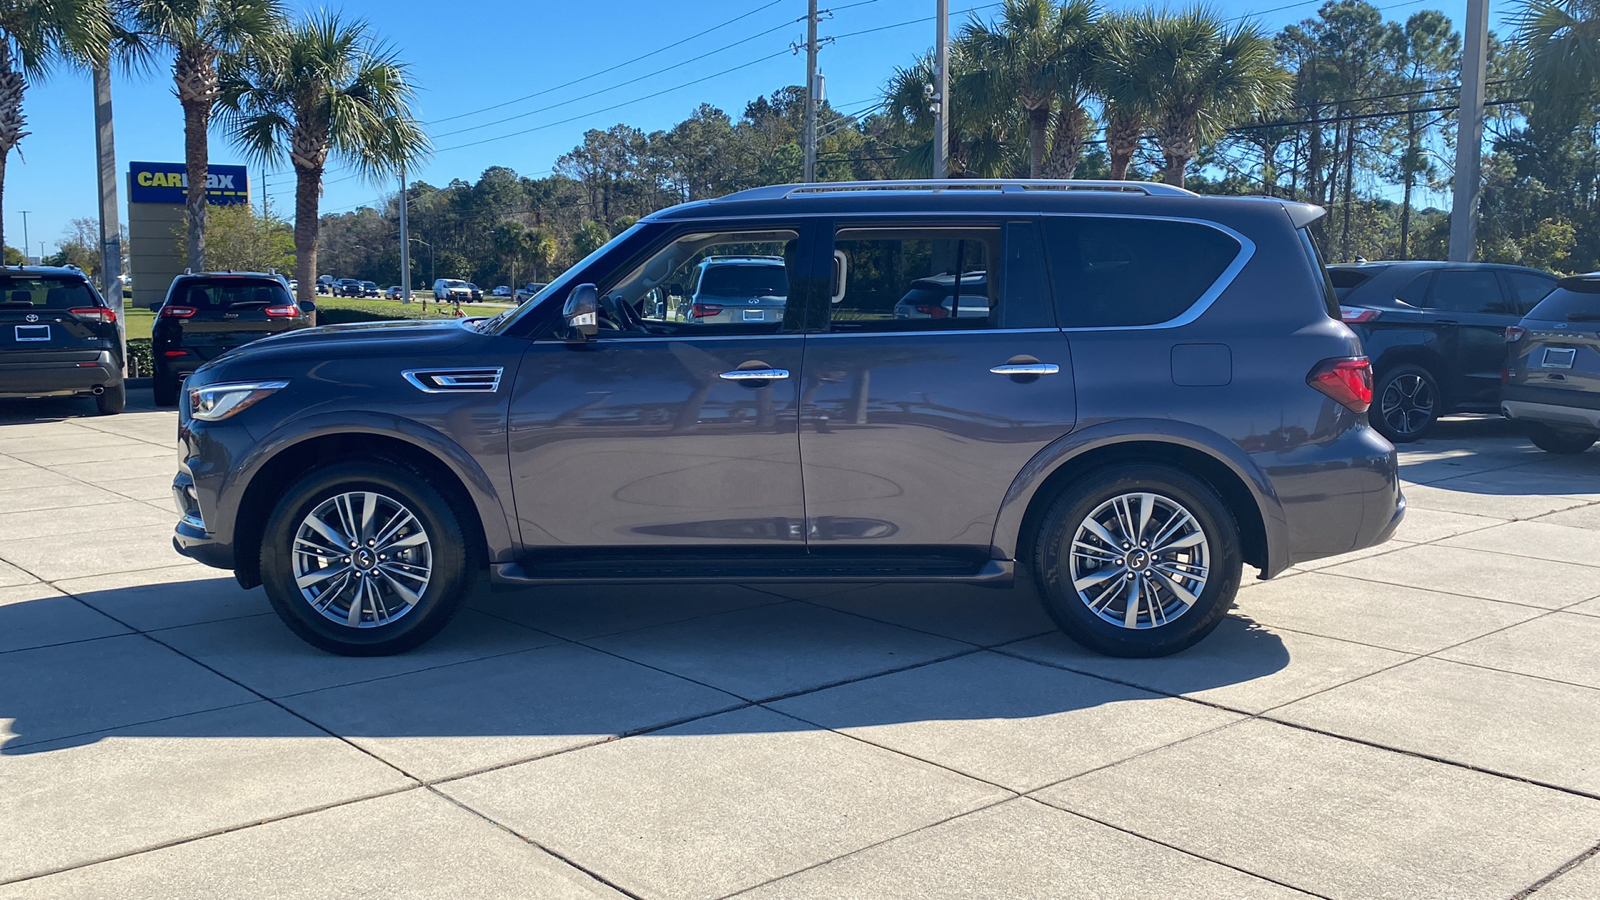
[1512, 839, 1600, 898]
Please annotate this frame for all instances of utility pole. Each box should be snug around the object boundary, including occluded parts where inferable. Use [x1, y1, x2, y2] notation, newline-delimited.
[19, 210, 30, 262]
[933, 0, 950, 179]
[1449, 0, 1489, 262]
[92, 64, 125, 373]
[398, 163, 412, 303]
[802, 0, 819, 183]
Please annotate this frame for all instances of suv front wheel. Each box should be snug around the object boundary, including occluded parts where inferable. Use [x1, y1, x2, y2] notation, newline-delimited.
[260, 460, 474, 656]
[1033, 465, 1242, 657]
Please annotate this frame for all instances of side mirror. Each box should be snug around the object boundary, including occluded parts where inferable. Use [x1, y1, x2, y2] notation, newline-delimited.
[669, 283, 685, 297]
[300, 300, 317, 314]
[562, 283, 599, 340]
[148, 302, 161, 312]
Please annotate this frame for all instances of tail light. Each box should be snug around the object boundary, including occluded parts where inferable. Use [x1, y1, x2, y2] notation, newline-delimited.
[689, 303, 723, 318]
[70, 307, 116, 324]
[1505, 326, 1525, 342]
[160, 306, 197, 318]
[264, 305, 300, 318]
[915, 304, 950, 319]
[163, 350, 189, 357]
[1339, 306, 1381, 324]
[1308, 356, 1372, 414]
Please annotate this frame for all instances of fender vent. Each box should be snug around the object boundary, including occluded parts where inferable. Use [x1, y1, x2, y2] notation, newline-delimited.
[402, 367, 504, 393]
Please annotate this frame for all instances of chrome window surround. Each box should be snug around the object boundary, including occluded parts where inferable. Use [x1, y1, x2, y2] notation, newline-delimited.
[402, 367, 505, 393]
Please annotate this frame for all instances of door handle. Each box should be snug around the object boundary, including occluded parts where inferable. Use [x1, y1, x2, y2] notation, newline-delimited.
[718, 368, 790, 381]
[989, 363, 1060, 376]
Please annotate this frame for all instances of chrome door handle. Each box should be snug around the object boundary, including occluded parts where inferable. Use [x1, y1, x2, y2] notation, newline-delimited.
[718, 368, 790, 381]
[989, 363, 1059, 376]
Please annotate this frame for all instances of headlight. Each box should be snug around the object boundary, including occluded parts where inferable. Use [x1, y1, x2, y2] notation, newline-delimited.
[187, 380, 289, 421]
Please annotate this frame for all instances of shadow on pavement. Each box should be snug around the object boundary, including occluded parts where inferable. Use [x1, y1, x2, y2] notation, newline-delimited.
[0, 577, 1291, 755]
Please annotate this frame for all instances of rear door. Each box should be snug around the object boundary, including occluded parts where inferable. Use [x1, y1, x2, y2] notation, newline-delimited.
[1425, 268, 1523, 405]
[797, 218, 1073, 553]
[0, 276, 112, 363]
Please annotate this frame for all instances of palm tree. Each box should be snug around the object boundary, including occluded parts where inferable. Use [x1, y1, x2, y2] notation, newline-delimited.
[1513, 0, 1600, 133]
[1100, 8, 1286, 186]
[1094, 12, 1152, 180]
[218, 11, 426, 306]
[126, 0, 280, 271]
[960, 0, 1100, 179]
[0, 0, 111, 250]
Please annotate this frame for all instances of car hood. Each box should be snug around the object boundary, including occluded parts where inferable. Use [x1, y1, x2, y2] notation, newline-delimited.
[194, 318, 486, 378]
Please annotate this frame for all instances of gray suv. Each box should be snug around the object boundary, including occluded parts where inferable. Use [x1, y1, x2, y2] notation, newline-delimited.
[1502, 273, 1600, 454]
[170, 180, 1402, 658]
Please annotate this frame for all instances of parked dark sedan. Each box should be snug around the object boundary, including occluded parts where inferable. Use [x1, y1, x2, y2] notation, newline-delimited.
[0, 265, 124, 414]
[1502, 273, 1600, 454]
[170, 180, 1401, 660]
[1332, 261, 1558, 442]
[151, 272, 315, 407]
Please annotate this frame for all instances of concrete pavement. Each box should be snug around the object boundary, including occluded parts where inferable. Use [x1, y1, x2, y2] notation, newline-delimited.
[0, 394, 1597, 898]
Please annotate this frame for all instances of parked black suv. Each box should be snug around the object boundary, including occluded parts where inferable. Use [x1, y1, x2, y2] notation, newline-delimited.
[151, 272, 314, 407]
[1332, 261, 1557, 442]
[1502, 273, 1600, 454]
[0, 265, 124, 414]
[171, 180, 1401, 658]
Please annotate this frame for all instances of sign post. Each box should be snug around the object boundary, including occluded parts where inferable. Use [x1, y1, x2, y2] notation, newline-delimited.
[126, 161, 249, 314]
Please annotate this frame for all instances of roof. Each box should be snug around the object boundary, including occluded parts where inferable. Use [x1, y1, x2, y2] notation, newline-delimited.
[647, 179, 1325, 229]
[0, 265, 91, 279]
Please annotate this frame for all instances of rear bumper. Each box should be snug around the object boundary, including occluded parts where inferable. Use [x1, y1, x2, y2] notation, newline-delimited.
[0, 351, 122, 397]
[1502, 398, 1600, 432]
[1272, 424, 1403, 570]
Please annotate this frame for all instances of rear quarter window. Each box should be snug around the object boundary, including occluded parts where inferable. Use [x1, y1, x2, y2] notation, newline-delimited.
[1043, 216, 1242, 327]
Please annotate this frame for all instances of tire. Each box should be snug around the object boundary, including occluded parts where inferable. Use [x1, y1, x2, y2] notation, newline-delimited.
[1527, 423, 1598, 455]
[1371, 364, 1440, 444]
[152, 371, 180, 408]
[1032, 464, 1243, 658]
[94, 383, 125, 416]
[259, 460, 476, 656]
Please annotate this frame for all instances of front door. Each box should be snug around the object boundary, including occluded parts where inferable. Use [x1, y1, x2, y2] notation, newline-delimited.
[507, 222, 816, 551]
[797, 219, 1075, 552]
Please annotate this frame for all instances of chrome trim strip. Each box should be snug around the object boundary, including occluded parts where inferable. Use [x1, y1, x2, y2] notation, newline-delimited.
[402, 367, 504, 393]
[807, 327, 1061, 338]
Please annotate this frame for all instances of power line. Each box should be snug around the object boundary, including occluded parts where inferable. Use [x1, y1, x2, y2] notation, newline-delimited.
[831, 2, 1001, 41]
[425, 0, 789, 126]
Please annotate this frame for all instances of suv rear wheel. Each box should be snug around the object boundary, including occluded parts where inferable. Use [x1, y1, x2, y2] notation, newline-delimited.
[1372, 364, 1439, 443]
[1033, 465, 1242, 658]
[1527, 423, 1598, 455]
[260, 460, 474, 656]
[94, 383, 124, 415]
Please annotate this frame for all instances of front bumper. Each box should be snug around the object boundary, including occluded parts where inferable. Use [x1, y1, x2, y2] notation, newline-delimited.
[170, 454, 236, 571]
[0, 350, 122, 398]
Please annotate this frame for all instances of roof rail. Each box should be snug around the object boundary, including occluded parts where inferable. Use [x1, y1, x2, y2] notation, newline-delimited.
[716, 179, 1199, 202]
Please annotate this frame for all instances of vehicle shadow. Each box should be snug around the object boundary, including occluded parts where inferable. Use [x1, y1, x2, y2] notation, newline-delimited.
[0, 577, 1292, 755]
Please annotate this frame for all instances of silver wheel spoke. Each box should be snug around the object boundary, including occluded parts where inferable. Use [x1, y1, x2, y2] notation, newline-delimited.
[1124, 576, 1142, 628]
[1153, 530, 1206, 553]
[1071, 540, 1120, 562]
[293, 491, 432, 630]
[1072, 566, 1127, 592]
[1081, 517, 1119, 549]
[1068, 491, 1209, 631]
[1148, 569, 1200, 609]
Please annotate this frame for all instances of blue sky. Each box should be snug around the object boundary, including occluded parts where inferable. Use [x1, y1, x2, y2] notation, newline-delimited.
[8, 0, 1494, 257]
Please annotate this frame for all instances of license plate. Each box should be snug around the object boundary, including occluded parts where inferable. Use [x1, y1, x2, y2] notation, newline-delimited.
[13, 325, 49, 342]
[743, 309, 764, 322]
[1542, 347, 1577, 369]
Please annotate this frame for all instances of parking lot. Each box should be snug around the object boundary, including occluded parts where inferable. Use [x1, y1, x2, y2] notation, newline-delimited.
[0, 392, 1596, 899]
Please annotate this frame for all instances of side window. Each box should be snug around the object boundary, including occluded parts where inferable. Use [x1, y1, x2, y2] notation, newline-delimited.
[596, 227, 802, 337]
[1504, 271, 1556, 314]
[1394, 271, 1432, 307]
[1043, 216, 1241, 328]
[1431, 269, 1515, 315]
[828, 226, 1017, 332]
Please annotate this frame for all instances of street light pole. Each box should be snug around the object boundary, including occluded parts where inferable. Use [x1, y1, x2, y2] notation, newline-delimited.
[398, 163, 412, 303]
[933, 0, 950, 180]
[19, 211, 30, 262]
[803, 0, 819, 183]
[1449, 0, 1489, 262]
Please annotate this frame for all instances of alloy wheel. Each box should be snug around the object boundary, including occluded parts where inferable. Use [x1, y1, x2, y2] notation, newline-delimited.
[1067, 492, 1210, 630]
[292, 491, 433, 628]
[1380, 373, 1435, 436]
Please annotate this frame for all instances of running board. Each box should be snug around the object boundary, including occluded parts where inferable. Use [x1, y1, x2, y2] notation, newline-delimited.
[491, 556, 1014, 588]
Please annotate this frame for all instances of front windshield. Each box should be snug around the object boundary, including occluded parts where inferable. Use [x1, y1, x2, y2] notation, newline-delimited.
[478, 220, 651, 335]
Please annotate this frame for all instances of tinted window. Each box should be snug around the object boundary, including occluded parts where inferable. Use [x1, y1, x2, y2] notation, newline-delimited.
[697, 263, 788, 299]
[1329, 268, 1372, 300]
[1528, 283, 1600, 322]
[1300, 231, 1341, 318]
[172, 279, 290, 310]
[1504, 271, 1556, 313]
[0, 277, 96, 309]
[1430, 269, 1515, 314]
[1045, 216, 1240, 327]
[830, 227, 1000, 331]
[597, 227, 801, 336]
[1395, 271, 1432, 307]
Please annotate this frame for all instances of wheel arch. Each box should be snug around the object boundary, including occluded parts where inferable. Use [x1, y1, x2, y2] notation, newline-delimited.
[224, 414, 511, 590]
[993, 422, 1287, 579]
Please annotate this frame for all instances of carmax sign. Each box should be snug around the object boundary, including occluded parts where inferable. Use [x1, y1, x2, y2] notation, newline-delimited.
[128, 161, 249, 206]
